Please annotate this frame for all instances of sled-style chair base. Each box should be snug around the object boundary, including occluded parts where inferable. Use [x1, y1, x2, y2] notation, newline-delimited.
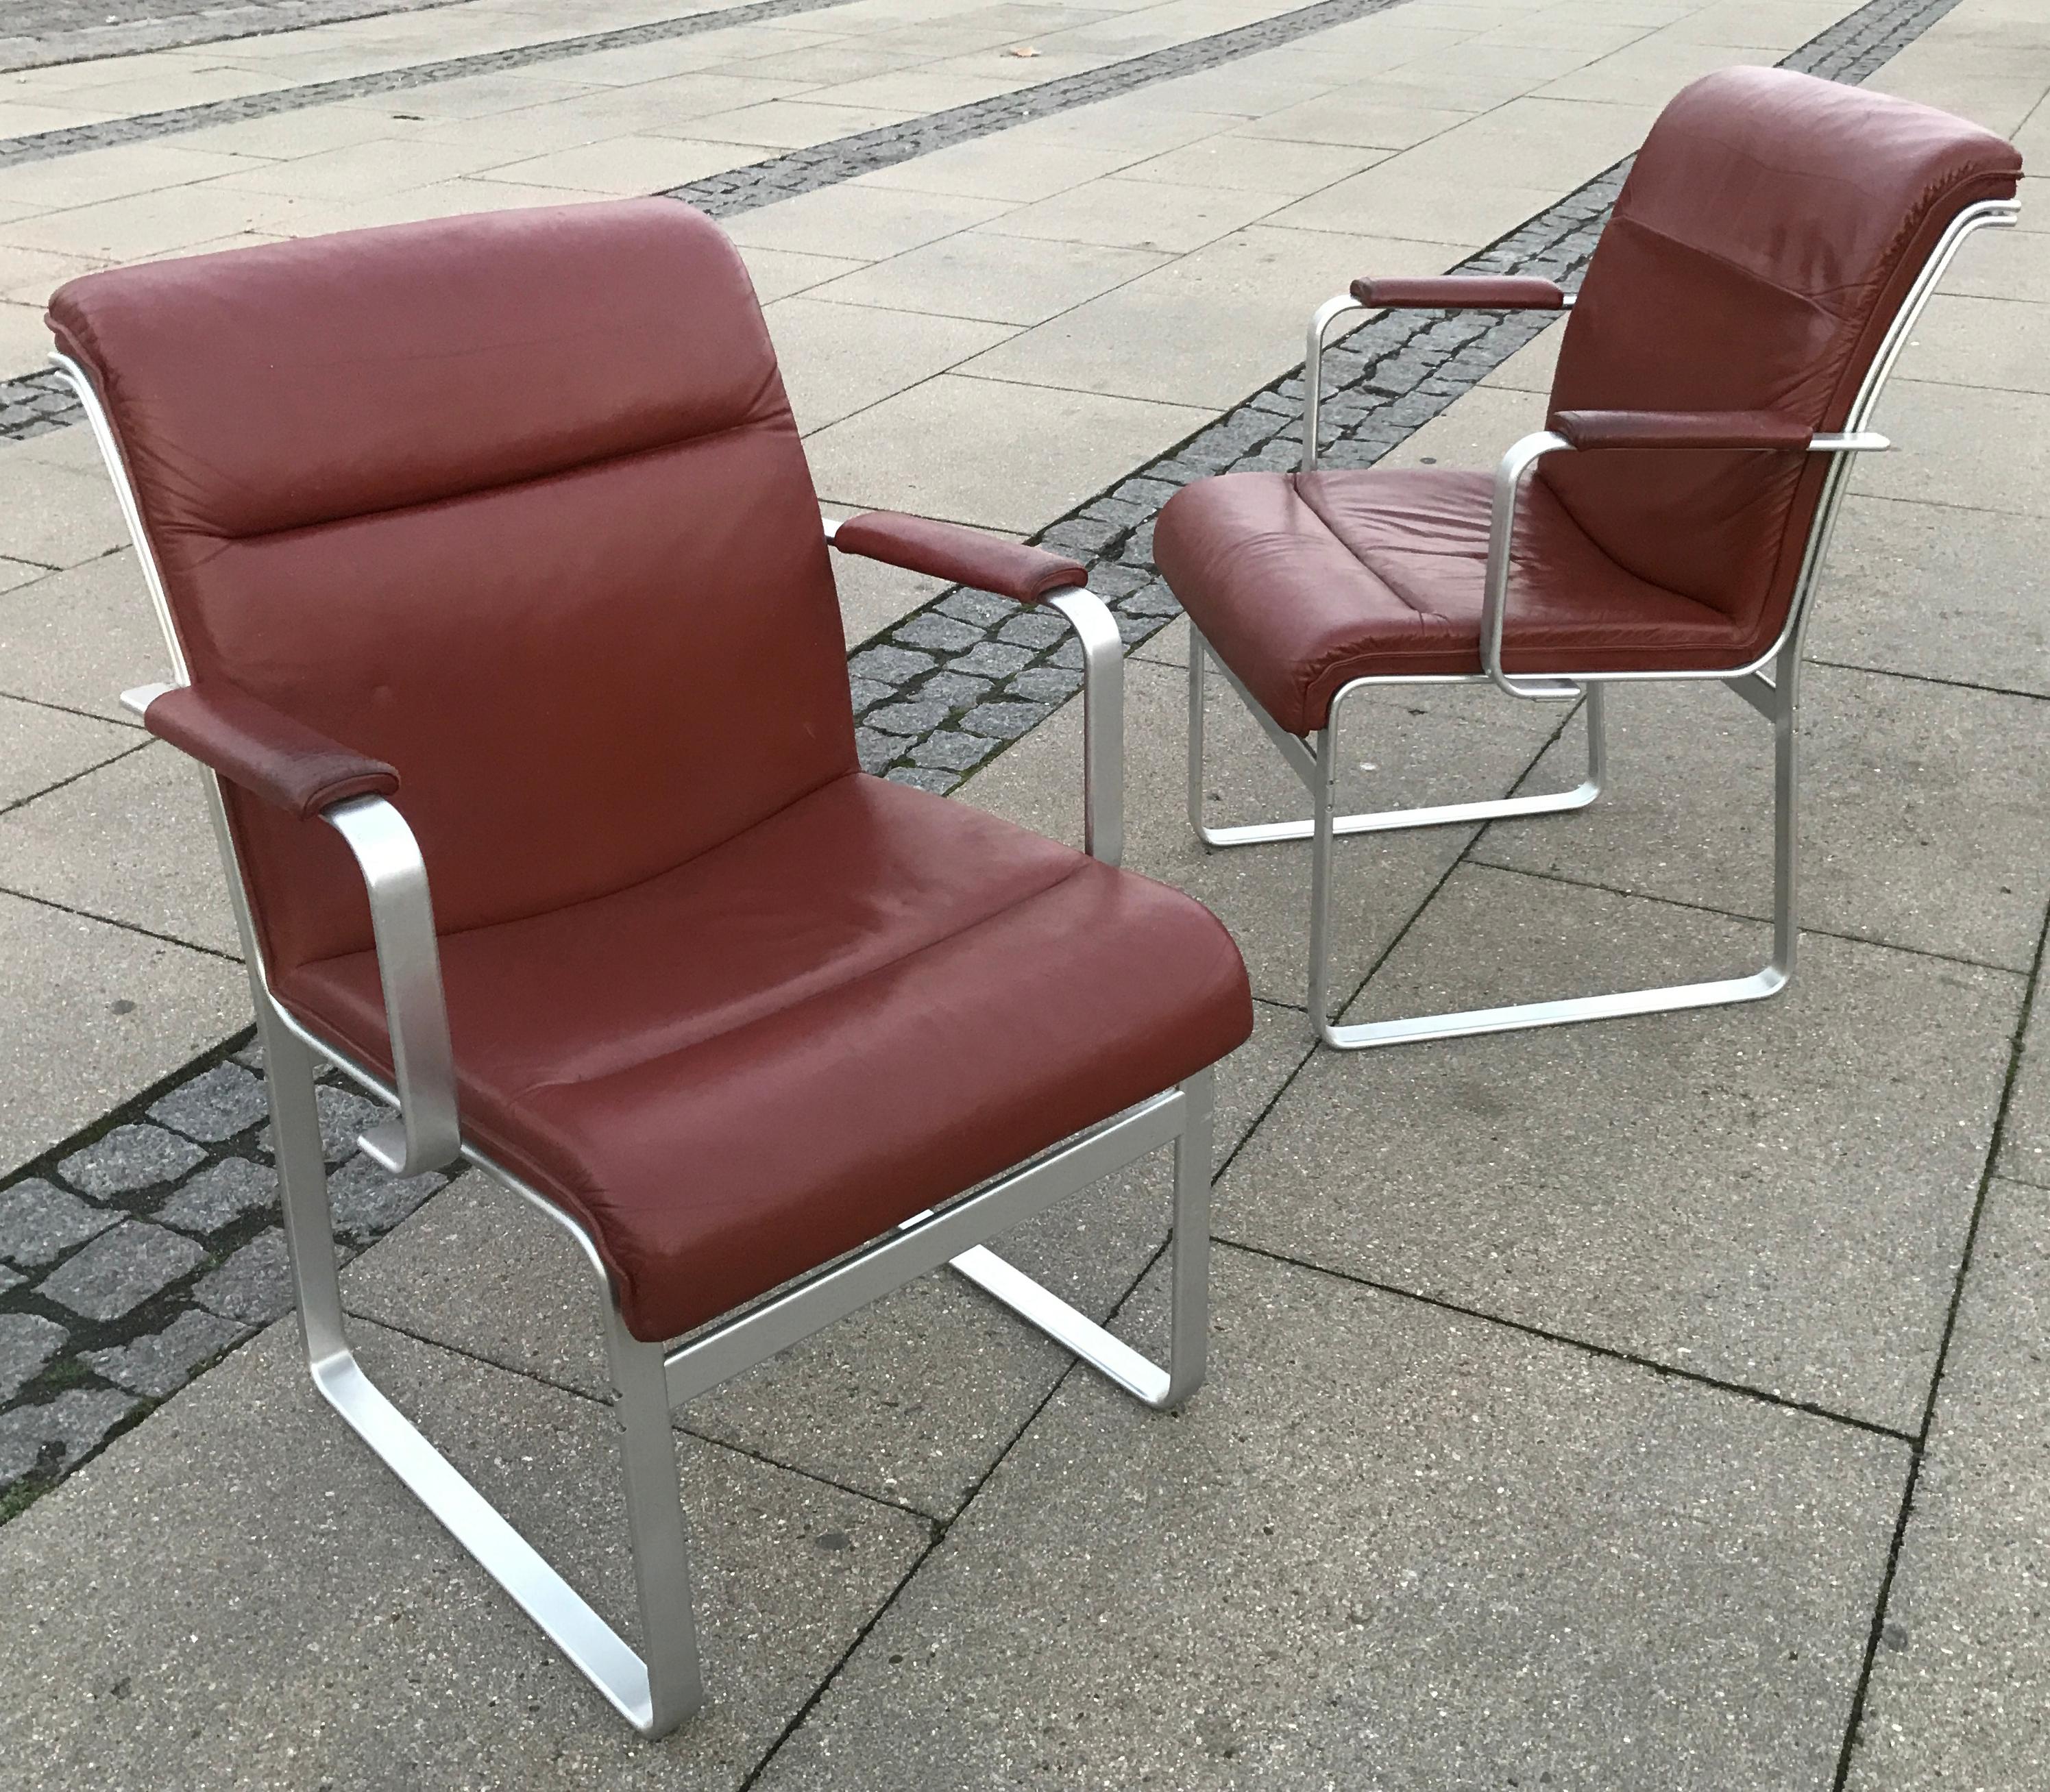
[259, 994, 1215, 1736]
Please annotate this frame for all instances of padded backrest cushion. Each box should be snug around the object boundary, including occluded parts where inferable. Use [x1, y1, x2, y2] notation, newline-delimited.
[1542, 67, 2019, 653]
[49, 200, 856, 977]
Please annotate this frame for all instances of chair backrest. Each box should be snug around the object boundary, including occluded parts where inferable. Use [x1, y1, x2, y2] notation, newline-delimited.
[1543, 66, 2020, 660]
[49, 200, 856, 981]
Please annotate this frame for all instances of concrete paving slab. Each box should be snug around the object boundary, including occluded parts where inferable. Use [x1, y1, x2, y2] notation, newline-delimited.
[1846, 1179, 2050, 1791]
[1859, 380, 2050, 519]
[1231, 87, 1478, 147]
[753, 1245, 1905, 1792]
[1905, 294, 2050, 395]
[1478, 310, 1565, 390]
[688, 97, 922, 149]
[807, 230, 1169, 325]
[1807, 493, 2050, 698]
[0, 1318, 933, 1787]
[0, 742, 241, 956]
[977, 173, 1293, 252]
[0, 892, 243, 1179]
[341, 998, 1306, 1517]
[1998, 987, 2049, 1191]
[853, 138, 1142, 201]
[955, 221, 1448, 409]
[962, 653, 1572, 1007]
[831, 547, 949, 645]
[1223, 866, 2018, 1432]
[764, 294, 1015, 432]
[0, 454, 126, 574]
[1474, 666, 2050, 972]
[1268, 160, 1559, 247]
[1940, 216, 2050, 302]
[1119, 128, 1388, 191]
[0, 694, 137, 811]
[804, 372, 1210, 530]
[723, 181, 1014, 260]
[0, 552, 167, 728]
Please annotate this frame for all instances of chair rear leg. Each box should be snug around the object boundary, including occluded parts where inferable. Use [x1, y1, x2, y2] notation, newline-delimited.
[949, 1068, 1217, 1411]
[1307, 674, 1798, 1049]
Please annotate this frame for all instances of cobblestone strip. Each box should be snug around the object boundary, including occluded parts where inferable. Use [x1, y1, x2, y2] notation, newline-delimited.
[0, 0, 1417, 439]
[5, 0, 483, 77]
[0, 1036, 445, 1519]
[832, 0, 1966, 794]
[0, 0, 1972, 1523]
[0, 0, 869, 170]
[663, 0, 1415, 215]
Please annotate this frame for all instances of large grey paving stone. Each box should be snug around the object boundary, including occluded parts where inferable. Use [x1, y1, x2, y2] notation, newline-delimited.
[1475, 666, 2050, 972]
[1807, 494, 2050, 698]
[1846, 1179, 2050, 1791]
[0, 693, 137, 811]
[341, 1000, 1309, 1519]
[1223, 866, 2021, 1433]
[755, 1247, 1906, 1792]
[960, 654, 1570, 1011]
[0, 1318, 930, 1787]
[0, 548, 166, 726]
[0, 892, 244, 1180]
[2000, 978, 2050, 1190]
[0, 741, 242, 957]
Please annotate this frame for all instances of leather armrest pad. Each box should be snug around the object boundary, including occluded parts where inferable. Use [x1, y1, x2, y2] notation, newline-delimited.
[144, 682, 400, 820]
[1549, 408, 1814, 452]
[832, 511, 1088, 604]
[1350, 276, 1567, 310]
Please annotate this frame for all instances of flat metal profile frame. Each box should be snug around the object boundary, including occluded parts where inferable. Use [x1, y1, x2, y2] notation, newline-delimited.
[1195, 198, 2019, 1051]
[64, 351, 1215, 1741]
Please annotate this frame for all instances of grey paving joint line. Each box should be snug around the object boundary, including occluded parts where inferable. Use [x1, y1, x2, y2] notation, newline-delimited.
[0, 0, 1973, 1531]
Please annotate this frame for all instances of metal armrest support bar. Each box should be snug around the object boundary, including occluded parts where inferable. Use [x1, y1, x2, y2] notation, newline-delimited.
[1302, 285, 1575, 474]
[1480, 424, 1891, 700]
[121, 683, 461, 1175]
[824, 508, 1125, 866]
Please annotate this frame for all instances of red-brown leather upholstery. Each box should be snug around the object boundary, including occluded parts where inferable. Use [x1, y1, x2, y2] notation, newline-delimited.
[1350, 276, 1565, 310]
[145, 680, 400, 820]
[833, 512, 1088, 602]
[1158, 69, 2021, 733]
[1549, 410, 1812, 453]
[53, 200, 1253, 1342]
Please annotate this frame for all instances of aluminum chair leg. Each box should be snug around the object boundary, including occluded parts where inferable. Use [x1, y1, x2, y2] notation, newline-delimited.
[259, 1000, 704, 1738]
[1308, 652, 1802, 1049]
[948, 1066, 1215, 1410]
[1187, 629, 1607, 846]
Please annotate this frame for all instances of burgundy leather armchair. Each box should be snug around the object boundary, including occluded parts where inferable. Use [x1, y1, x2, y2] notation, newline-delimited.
[1157, 67, 2021, 1049]
[49, 199, 1251, 1736]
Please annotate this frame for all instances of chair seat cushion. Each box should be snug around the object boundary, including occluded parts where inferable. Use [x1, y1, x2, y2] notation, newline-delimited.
[1155, 467, 1755, 735]
[277, 772, 1252, 1341]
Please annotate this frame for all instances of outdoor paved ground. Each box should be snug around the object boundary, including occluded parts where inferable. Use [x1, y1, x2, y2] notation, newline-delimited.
[0, 0, 2045, 1784]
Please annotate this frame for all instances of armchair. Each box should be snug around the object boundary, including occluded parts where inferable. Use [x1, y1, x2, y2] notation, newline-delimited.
[51, 199, 1252, 1736]
[1160, 66, 2022, 1048]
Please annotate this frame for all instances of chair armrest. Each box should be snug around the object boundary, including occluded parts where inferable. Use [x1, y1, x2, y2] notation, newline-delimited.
[130, 679, 399, 820]
[822, 511, 1123, 866]
[124, 680, 458, 1177]
[829, 511, 1087, 602]
[1350, 276, 1567, 310]
[1549, 409, 1813, 452]
[1302, 278, 1570, 474]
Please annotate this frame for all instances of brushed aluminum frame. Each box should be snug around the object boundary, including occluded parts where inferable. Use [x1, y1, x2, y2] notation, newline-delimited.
[1201, 199, 2017, 1049]
[66, 354, 1213, 1739]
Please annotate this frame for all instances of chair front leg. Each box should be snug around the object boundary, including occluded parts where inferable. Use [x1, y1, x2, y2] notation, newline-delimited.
[1187, 628, 1607, 848]
[258, 994, 703, 1736]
